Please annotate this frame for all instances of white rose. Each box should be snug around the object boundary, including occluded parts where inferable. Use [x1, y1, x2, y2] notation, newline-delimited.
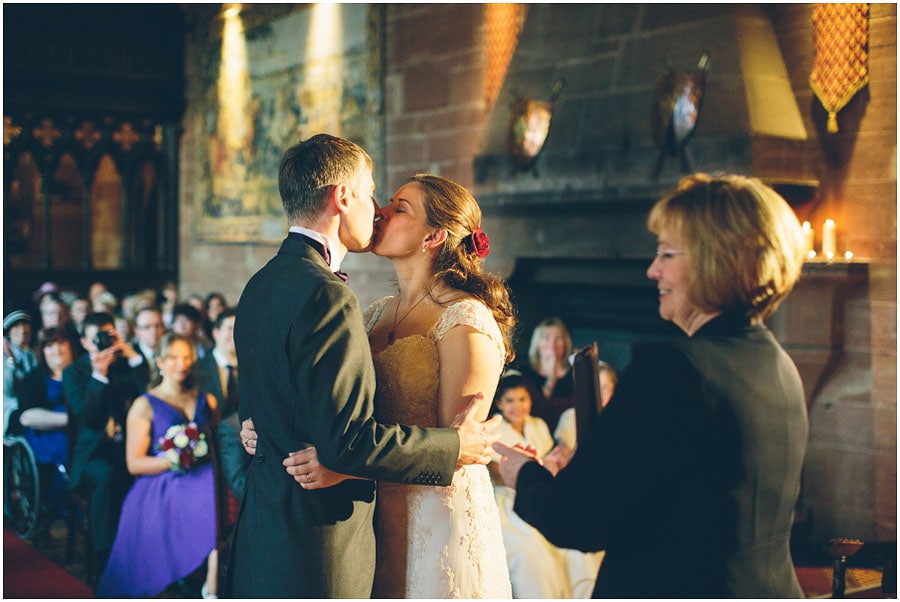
[166, 449, 180, 466]
[193, 440, 208, 458]
[173, 433, 190, 448]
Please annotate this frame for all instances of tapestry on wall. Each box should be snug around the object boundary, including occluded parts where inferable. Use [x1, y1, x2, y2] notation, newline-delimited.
[809, 3, 869, 134]
[194, 4, 382, 243]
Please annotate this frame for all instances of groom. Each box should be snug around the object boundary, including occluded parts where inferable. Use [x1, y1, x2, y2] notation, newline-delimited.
[224, 134, 501, 598]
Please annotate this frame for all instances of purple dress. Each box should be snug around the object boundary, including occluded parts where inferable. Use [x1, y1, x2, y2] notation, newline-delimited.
[96, 393, 216, 598]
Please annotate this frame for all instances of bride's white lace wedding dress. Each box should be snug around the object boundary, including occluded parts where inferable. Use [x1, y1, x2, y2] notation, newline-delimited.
[365, 297, 512, 599]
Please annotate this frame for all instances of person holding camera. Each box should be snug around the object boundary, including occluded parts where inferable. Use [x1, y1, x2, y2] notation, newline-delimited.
[63, 311, 147, 575]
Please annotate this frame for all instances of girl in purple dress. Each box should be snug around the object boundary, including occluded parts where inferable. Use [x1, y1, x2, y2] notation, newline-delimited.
[97, 333, 219, 598]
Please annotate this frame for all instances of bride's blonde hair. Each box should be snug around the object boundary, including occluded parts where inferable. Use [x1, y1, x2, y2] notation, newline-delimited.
[409, 174, 516, 363]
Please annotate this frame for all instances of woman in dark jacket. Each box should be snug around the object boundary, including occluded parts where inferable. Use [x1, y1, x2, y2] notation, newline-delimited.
[13, 327, 78, 519]
[495, 173, 809, 598]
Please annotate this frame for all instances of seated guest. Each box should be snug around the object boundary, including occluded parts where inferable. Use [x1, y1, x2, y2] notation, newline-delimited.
[172, 303, 212, 359]
[4, 310, 38, 435]
[92, 291, 119, 316]
[158, 281, 179, 330]
[114, 314, 134, 348]
[193, 309, 239, 419]
[494, 174, 809, 598]
[88, 282, 110, 306]
[203, 292, 228, 341]
[63, 312, 147, 572]
[14, 327, 78, 521]
[489, 372, 571, 599]
[518, 317, 574, 432]
[97, 333, 218, 598]
[194, 308, 249, 505]
[131, 307, 167, 389]
[194, 308, 250, 507]
[68, 296, 91, 337]
[39, 293, 70, 331]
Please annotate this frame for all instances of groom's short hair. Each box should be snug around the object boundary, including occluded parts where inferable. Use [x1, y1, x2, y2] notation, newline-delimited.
[279, 133, 372, 222]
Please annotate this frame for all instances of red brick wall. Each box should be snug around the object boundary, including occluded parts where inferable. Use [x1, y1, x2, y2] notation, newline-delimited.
[180, 3, 896, 544]
[771, 3, 896, 543]
[383, 4, 492, 192]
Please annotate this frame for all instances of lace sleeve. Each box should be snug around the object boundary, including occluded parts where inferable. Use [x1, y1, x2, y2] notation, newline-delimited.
[364, 296, 393, 334]
[430, 299, 505, 360]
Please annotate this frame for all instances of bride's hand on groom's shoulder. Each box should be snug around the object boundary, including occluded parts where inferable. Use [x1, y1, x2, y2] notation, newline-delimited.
[452, 394, 503, 470]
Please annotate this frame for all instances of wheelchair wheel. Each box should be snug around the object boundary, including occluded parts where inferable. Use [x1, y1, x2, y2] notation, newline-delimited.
[4, 436, 40, 539]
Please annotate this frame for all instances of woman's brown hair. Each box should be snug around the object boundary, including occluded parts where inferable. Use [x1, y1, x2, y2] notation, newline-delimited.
[409, 174, 516, 363]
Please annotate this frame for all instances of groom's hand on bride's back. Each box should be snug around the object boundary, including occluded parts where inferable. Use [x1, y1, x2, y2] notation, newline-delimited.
[451, 393, 503, 470]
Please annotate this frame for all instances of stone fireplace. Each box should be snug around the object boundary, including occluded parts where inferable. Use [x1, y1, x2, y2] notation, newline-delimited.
[466, 4, 883, 550]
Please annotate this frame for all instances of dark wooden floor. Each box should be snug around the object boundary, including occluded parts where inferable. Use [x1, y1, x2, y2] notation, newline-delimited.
[11, 515, 893, 599]
[18, 517, 204, 598]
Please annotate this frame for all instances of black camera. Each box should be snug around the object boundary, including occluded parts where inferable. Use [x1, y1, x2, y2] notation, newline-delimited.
[93, 330, 116, 351]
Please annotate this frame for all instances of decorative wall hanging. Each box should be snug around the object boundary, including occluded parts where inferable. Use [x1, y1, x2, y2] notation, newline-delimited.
[3, 113, 171, 271]
[193, 4, 382, 243]
[809, 3, 869, 134]
[484, 4, 527, 109]
[651, 54, 709, 179]
[507, 78, 564, 175]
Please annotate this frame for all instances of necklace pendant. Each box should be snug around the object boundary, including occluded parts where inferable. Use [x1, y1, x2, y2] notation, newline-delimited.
[387, 330, 395, 345]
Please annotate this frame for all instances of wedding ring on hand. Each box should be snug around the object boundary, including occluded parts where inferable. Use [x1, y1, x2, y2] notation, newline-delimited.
[306, 474, 312, 483]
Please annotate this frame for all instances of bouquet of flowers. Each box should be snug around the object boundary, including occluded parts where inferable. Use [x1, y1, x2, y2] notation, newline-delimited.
[157, 422, 209, 473]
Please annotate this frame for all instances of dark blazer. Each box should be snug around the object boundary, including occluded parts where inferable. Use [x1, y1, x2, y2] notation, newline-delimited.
[512, 312, 808, 598]
[192, 353, 233, 417]
[217, 412, 250, 503]
[62, 355, 144, 489]
[6, 368, 54, 435]
[224, 235, 460, 598]
[130, 342, 156, 390]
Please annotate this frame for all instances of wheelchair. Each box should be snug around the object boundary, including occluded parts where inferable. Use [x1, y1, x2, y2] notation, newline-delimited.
[4, 435, 40, 539]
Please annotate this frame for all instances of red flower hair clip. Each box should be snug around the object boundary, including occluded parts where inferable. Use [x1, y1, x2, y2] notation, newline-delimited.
[465, 227, 490, 258]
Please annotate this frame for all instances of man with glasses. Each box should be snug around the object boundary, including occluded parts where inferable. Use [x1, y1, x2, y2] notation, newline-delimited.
[132, 307, 166, 388]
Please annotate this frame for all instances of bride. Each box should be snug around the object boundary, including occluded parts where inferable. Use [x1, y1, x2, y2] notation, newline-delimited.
[243, 174, 514, 598]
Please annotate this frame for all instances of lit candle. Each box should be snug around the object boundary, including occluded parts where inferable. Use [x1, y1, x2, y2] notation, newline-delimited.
[802, 221, 815, 258]
[822, 219, 836, 259]
[844, 250, 854, 261]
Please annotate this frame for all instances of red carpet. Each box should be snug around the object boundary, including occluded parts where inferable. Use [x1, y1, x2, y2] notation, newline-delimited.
[3, 528, 93, 598]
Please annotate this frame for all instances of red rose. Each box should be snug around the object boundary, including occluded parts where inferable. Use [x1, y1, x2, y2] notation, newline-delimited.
[467, 228, 490, 258]
[184, 425, 199, 440]
[161, 438, 174, 451]
[179, 449, 192, 468]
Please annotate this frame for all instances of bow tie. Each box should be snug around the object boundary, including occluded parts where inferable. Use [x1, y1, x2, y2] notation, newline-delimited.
[289, 232, 349, 283]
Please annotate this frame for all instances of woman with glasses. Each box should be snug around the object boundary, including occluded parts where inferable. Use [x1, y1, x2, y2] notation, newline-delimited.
[494, 173, 809, 598]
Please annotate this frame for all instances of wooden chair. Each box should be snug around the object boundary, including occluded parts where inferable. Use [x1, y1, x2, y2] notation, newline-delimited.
[203, 423, 238, 594]
[64, 404, 96, 586]
[571, 342, 603, 448]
